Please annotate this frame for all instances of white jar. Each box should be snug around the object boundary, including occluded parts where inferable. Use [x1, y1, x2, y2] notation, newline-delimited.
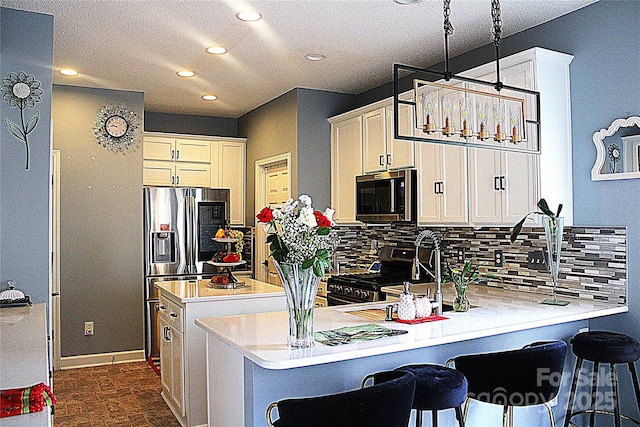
[398, 293, 416, 320]
[415, 296, 432, 318]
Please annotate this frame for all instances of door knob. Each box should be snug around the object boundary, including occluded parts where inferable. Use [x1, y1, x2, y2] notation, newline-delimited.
[262, 260, 269, 267]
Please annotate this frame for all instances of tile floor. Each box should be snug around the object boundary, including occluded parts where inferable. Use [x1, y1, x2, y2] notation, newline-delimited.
[53, 361, 180, 426]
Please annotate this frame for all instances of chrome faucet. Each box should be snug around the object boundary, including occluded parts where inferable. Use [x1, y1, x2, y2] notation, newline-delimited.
[412, 230, 443, 315]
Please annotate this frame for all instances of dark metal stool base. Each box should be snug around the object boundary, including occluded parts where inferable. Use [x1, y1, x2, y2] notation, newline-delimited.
[566, 409, 640, 427]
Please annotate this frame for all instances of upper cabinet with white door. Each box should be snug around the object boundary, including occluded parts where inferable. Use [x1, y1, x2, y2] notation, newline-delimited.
[363, 98, 416, 174]
[329, 115, 363, 224]
[210, 140, 246, 226]
[144, 133, 247, 225]
[143, 134, 211, 187]
[460, 47, 574, 225]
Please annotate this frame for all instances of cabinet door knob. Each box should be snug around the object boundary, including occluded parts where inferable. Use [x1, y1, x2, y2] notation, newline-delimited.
[170, 312, 178, 318]
[379, 155, 384, 166]
[157, 305, 166, 312]
[433, 181, 438, 195]
[176, 176, 180, 186]
[500, 176, 506, 190]
[163, 326, 170, 341]
[176, 150, 180, 160]
[386, 154, 392, 165]
[494, 176, 501, 191]
[171, 149, 175, 160]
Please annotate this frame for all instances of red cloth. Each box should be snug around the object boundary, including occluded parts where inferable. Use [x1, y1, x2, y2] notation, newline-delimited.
[0, 382, 56, 418]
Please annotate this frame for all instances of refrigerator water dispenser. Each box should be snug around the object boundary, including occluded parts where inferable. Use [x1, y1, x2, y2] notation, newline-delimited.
[152, 232, 175, 263]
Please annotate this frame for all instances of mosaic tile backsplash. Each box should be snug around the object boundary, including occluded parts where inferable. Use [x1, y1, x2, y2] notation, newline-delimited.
[332, 224, 627, 305]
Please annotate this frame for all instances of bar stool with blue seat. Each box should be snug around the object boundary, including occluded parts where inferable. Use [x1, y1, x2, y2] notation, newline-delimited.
[563, 330, 640, 427]
[450, 340, 567, 427]
[364, 364, 468, 427]
[266, 369, 416, 427]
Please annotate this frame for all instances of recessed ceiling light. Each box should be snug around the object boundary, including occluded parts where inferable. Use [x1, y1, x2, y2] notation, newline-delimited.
[236, 11, 262, 22]
[59, 69, 78, 76]
[393, 0, 423, 3]
[177, 70, 196, 77]
[305, 53, 326, 62]
[206, 46, 227, 55]
[202, 95, 218, 101]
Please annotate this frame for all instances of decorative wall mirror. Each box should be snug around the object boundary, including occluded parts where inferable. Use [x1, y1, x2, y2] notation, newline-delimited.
[591, 116, 640, 181]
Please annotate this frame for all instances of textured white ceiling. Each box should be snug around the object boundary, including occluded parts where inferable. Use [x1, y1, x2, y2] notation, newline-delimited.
[1, 0, 596, 118]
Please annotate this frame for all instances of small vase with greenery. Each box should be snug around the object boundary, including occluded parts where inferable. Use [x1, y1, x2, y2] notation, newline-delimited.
[444, 260, 482, 312]
[510, 198, 569, 306]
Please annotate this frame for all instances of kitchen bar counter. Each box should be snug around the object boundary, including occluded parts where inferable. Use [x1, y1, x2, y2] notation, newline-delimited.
[196, 283, 625, 370]
[196, 285, 626, 426]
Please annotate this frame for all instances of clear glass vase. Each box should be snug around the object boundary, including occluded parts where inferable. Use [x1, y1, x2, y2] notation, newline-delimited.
[453, 287, 470, 312]
[541, 216, 569, 306]
[273, 261, 320, 348]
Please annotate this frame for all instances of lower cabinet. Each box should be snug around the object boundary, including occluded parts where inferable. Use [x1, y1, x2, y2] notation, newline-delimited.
[158, 296, 185, 419]
[157, 283, 286, 427]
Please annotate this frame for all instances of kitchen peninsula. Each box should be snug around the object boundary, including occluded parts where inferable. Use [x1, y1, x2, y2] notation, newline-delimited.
[196, 284, 626, 427]
[155, 279, 285, 427]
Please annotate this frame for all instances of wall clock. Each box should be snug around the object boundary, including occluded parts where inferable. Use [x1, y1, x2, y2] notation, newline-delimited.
[94, 104, 140, 153]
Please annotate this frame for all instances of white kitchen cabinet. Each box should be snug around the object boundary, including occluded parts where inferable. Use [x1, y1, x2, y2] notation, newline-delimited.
[468, 148, 537, 224]
[143, 133, 246, 224]
[363, 107, 387, 173]
[329, 115, 363, 224]
[144, 136, 211, 163]
[158, 296, 186, 418]
[417, 142, 468, 224]
[210, 140, 246, 225]
[460, 47, 573, 225]
[143, 134, 211, 187]
[155, 279, 286, 427]
[143, 160, 211, 187]
[362, 103, 415, 174]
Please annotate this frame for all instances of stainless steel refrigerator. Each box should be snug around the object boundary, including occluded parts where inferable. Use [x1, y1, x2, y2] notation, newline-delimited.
[144, 187, 230, 361]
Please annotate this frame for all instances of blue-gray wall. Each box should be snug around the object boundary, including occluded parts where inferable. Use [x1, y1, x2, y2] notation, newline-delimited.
[144, 111, 237, 137]
[297, 88, 356, 211]
[52, 85, 144, 357]
[0, 7, 53, 305]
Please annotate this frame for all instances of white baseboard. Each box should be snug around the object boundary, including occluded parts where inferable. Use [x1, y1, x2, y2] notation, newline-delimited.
[59, 349, 145, 370]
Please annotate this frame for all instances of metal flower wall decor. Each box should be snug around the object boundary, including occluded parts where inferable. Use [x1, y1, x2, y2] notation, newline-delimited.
[1, 72, 43, 170]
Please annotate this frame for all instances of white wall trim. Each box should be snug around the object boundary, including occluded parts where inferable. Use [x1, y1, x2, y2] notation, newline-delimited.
[59, 350, 145, 370]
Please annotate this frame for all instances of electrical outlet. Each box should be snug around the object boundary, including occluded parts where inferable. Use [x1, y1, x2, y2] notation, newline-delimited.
[527, 251, 548, 270]
[494, 250, 504, 267]
[457, 248, 465, 263]
[84, 321, 94, 336]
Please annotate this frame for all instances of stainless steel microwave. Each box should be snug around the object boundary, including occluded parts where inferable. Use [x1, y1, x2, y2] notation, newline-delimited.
[355, 169, 417, 223]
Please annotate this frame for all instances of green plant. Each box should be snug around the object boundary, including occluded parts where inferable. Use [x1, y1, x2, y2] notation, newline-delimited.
[510, 198, 563, 243]
[444, 259, 483, 295]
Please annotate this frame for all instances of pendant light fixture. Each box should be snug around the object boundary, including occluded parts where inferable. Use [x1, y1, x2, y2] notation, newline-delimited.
[393, 0, 541, 154]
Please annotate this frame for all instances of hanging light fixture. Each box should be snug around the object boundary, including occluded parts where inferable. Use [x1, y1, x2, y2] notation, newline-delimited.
[393, 0, 541, 154]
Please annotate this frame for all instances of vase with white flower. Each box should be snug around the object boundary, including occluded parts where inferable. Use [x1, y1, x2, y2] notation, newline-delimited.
[256, 195, 336, 348]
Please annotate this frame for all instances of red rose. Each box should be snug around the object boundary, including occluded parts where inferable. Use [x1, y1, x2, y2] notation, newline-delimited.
[256, 207, 274, 223]
[313, 211, 331, 228]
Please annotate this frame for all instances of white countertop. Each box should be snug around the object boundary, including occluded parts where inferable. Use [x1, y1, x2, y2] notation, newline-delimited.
[196, 284, 627, 370]
[0, 303, 51, 426]
[155, 278, 285, 303]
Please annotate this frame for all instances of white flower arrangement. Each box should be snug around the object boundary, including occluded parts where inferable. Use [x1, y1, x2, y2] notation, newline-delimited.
[257, 195, 336, 277]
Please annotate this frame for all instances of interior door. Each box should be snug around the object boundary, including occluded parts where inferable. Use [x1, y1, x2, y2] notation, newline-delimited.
[254, 157, 291, 283]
